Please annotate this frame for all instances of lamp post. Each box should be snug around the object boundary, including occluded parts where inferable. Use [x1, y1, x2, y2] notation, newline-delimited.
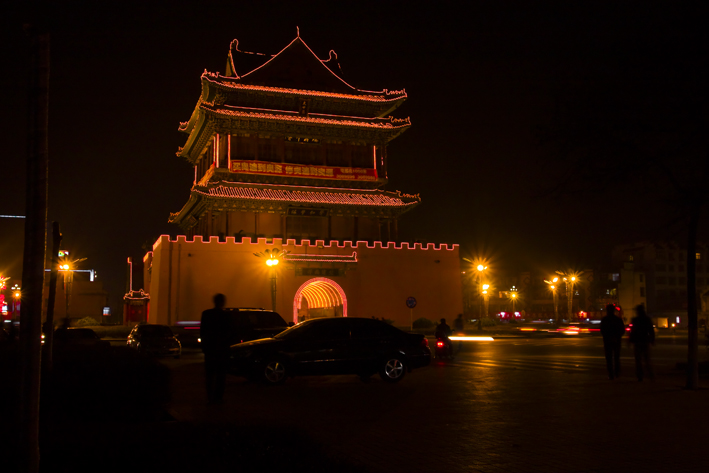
[482, 283, 490, 319]
[60, 257, 86, 322]
[13, 286, 21, 316]
[556, 271, 579, 322]
[544, 277, 560, 324]
[254, 248, 289, 312]
[509, 288, 518, 315]
[463, 258, 489, 330]
[477, 264, 488, 321]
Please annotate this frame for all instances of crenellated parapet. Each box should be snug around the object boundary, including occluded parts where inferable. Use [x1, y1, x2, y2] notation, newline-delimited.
[152, 234, 457, 252]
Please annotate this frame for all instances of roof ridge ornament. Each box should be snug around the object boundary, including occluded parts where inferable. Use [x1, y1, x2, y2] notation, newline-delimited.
[296, 26, 300, 37]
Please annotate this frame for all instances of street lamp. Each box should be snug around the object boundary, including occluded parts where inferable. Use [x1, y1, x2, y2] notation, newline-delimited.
[544, 277, 560, 324]
[463, 258, 490, 329]
[508, 287, 518, 315]
[254, 248, 289, 312]
[556, 271, 580, 322]
[59, 257, 86, 320]
[482, 283, 490, 318]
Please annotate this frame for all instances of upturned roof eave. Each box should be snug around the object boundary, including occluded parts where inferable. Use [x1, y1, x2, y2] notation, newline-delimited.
[202, 73, 407, 103]
[199, 103, 411, 132]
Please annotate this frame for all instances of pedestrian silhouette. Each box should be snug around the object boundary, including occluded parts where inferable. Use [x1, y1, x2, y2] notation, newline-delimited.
[201, 293, 230, 404]
[600, 304, 625, 379]
[629, 304, 655, 381]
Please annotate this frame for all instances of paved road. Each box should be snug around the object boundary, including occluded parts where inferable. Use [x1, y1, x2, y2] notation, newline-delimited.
[162, 336, 707, 473]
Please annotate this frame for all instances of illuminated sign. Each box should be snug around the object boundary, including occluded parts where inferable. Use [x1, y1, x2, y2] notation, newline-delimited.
[231, 160, 377, 181]
[285, 136, 318, 143]
[58, 250, 69, 257]
[287, 207, 329, 217]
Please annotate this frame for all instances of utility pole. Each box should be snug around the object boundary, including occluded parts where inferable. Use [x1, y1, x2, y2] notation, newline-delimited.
[43, 222, 62, 375]
[19, 24, 50, 473]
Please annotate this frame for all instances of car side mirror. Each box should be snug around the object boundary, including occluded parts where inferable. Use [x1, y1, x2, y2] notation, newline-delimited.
[288, 322, 295, 327]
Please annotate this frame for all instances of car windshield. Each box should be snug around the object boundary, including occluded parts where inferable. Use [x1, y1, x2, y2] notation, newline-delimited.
[273, 320, 316, 340]
[140, 325, 174, 338]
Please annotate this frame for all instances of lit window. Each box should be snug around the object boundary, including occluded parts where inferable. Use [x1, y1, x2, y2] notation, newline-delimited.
[102, 307, 111, 316]
[697, 253, 702, 260]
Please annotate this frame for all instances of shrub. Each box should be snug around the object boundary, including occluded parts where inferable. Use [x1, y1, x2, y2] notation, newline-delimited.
[76, 316, 100, 326]
[412, 317, 434, 329]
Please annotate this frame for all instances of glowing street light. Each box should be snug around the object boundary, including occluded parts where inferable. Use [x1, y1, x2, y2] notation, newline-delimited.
[556, 271, 580, 321]
[481, 283, 491, 317]
[544, 277, 560, 324]
[58, 257, 86, 320]
[254, 248, 289, 311]
[508, 287, 519, 315]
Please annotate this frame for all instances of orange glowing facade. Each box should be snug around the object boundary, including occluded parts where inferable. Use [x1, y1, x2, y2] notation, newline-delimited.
[144, 35, 463, 327]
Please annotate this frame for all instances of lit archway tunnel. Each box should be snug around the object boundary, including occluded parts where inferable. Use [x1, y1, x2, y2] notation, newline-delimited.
[293, 278, 347, 324]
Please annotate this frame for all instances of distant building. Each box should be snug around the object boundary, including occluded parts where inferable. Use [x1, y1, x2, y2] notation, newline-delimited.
[612, 241, 709, 327]
[143, 35, 463, 327]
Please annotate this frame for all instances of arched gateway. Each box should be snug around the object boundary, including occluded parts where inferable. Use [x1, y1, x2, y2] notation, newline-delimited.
[293, 278, 347, 324]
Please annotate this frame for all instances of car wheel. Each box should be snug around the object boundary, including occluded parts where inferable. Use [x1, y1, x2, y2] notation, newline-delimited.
[262, 359, 288, 385]
[379, 356, 406, 383]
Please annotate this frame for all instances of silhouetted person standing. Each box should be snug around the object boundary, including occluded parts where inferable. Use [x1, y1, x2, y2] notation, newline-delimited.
[201, 293, 230, 404]
[600, 304, 625, 380]
[629, 304, 655, 381]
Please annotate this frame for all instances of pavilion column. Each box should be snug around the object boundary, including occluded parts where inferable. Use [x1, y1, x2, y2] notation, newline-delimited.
[392, 218, 398, 242]
[353, 216, 359, 241]
[386, 220, 392, 243]
[207, 209, 212, 238]
[254, 212, 259, 238]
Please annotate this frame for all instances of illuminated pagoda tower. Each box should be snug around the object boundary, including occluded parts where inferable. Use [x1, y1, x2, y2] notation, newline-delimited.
[144, 34, 462, 327]
[170, 34, 419, 242]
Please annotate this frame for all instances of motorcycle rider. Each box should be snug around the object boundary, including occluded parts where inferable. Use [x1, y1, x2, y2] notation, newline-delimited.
[435, 318, 453, 357]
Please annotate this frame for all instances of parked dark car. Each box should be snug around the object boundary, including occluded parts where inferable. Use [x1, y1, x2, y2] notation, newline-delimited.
[127, 324, 182, 358]
[229, 317, 431, 384]
[221, 308, 290, 344]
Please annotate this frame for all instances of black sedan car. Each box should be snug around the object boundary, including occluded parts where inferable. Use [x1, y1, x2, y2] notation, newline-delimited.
[127, 324, 182, 358]
[229, 317, 430, 384]
[223, 308, 290, 344]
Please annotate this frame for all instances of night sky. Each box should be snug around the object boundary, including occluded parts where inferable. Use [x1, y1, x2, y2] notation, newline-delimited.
[0, 1, 704, 309]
